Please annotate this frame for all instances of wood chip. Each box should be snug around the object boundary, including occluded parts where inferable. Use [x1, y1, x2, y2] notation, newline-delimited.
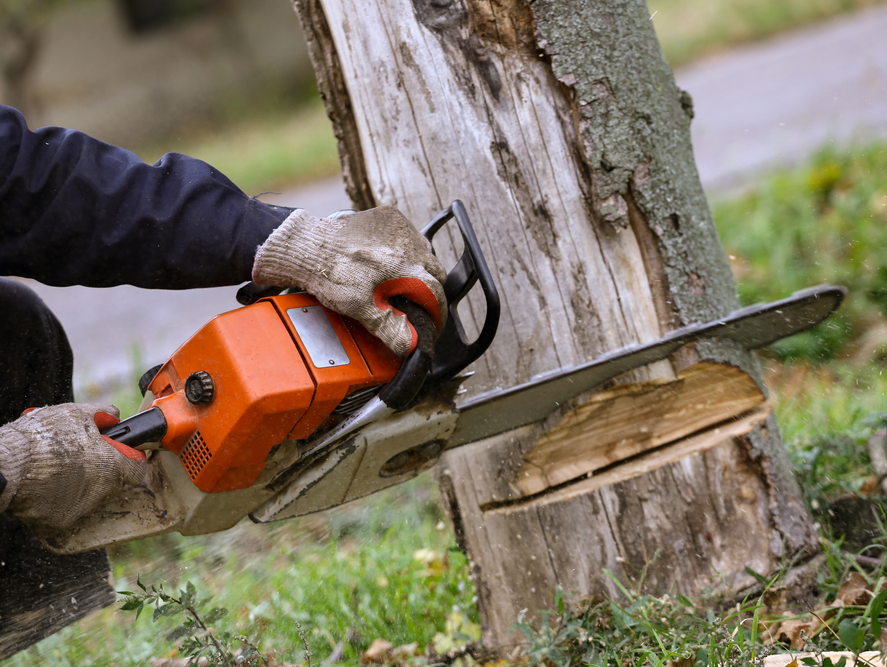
[836, 571, 873, 607]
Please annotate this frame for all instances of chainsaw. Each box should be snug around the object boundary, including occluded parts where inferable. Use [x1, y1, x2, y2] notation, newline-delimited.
[30, 201, 846, 555]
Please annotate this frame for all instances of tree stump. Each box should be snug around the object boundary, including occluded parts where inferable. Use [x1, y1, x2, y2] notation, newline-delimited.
[291, 0, 817, 648]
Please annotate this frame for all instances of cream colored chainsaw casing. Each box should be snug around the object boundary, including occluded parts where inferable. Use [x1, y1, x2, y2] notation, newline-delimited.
[32, 394, 459, 555]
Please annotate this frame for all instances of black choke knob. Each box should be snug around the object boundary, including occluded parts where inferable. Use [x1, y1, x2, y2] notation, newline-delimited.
[185, 371, 215, 405]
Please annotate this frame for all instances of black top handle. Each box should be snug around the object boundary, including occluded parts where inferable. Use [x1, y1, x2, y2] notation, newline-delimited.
[421, 200, 500, 388]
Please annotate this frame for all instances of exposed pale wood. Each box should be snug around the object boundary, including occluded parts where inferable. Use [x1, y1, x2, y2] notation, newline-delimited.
[518, 362, 766, 496]
[508, 406, 771, 509]
[292, 0, 818, 649]
[0, 516, 115, 660]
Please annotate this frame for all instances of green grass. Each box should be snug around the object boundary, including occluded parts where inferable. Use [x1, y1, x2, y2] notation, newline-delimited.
[768, 362, 887, 510]
[5, 478, 479, 666]
[515, 557, 887, 666]
[714, 142, 887, 362]
[648, 0, 886, 67]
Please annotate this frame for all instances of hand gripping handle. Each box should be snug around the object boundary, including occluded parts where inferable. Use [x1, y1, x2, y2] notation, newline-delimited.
[378, 296, 435, 411]
[369, 200, 500, 410]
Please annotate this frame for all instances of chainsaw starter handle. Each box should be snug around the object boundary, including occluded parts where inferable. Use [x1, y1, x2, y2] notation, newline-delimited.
[100, 406, 168, 448]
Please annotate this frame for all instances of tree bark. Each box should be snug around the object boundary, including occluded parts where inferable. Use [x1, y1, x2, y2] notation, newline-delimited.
[291, 0, 818, 649]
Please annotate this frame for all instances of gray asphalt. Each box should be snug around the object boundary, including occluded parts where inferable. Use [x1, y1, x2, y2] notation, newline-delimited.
[677, 3, 887, 194]
[25, 5, 887, 399]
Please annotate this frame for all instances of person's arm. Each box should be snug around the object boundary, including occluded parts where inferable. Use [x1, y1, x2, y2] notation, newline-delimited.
[0, 105, 447, 355]
[0, 105, 292, 289]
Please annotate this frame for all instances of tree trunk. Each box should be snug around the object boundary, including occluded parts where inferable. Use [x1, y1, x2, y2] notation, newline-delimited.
[291, 0, 818, 649]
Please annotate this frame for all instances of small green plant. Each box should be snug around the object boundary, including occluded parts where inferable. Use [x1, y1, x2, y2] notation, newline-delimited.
[119, 578, 289, 667]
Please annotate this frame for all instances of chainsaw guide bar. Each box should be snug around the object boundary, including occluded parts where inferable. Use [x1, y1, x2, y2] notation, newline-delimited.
[448, 284, 846, 448]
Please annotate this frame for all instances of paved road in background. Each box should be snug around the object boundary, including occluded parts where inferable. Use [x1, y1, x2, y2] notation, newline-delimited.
[677, 3, 887, 194]
[27, 5, 887, 398]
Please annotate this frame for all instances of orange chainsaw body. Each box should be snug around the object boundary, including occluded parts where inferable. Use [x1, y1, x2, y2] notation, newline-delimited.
[145, 293, 401, 494]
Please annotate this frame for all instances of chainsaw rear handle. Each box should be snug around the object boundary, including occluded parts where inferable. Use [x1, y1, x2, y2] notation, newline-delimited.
[379, 296, 435, 411]
[373, 200, 499, 408]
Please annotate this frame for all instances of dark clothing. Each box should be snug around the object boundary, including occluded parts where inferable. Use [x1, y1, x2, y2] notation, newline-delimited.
[0, 105, 293, 289]
[0, 279, 108, 660]
[0, 278, 73, 423]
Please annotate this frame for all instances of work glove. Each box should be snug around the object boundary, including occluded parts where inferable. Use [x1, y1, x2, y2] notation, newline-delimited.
[252, 206, 448, 357]
[0, 404, 147, 528]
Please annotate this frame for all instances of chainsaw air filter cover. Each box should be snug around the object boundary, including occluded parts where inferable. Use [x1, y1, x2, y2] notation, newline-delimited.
[146, 293, 401, 493]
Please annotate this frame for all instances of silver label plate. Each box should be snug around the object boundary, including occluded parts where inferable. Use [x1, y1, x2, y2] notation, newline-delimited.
[287, 307, 351, 368]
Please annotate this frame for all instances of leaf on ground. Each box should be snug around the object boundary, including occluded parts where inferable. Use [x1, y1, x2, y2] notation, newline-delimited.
[361, 638, 394, 664]
[413, 548, 447, 577]
[860, 474, 880, 495]
[771, 616, 825, 649]
[390, 643, 420, 660]
[836, 571, 873, 607]
[664, 657, 695, 667]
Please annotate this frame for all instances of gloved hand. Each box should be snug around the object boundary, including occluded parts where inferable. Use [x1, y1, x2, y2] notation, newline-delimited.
[0, 404, 147, 528]
[253, 206, 448, 357]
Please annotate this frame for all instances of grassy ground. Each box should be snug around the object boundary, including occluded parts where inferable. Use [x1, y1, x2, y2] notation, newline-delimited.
[7, 478, 478, 667]
[714, 143, 887, 363]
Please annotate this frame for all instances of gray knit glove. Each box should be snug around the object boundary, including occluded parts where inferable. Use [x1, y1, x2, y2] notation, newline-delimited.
[253, 206, 448, 357]
[0, 404, 147, 528]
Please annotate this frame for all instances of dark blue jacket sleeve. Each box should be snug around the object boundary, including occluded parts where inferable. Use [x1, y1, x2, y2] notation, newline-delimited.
[0, 105, 294, 289]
